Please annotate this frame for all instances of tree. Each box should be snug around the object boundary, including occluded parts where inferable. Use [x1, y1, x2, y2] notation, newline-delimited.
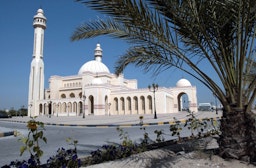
[71, 0, 256, 163]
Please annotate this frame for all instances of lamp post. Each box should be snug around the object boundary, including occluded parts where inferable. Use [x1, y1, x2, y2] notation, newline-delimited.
[82, 95, 86, 118]
[148, 83, 158, 119]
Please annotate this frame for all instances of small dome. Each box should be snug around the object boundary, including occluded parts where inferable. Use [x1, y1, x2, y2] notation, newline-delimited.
[78, 60, 110, 75]
[78, 43, 110, 75]
[37, 9, 44, 13]
[176, 78, 192, 87]
[34, 8, 45, 18]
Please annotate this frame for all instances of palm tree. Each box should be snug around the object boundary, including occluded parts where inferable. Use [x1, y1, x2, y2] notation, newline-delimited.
[71, 0, 256, 163]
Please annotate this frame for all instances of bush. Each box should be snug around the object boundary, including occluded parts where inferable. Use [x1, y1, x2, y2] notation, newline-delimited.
[47, 148, 81, 168]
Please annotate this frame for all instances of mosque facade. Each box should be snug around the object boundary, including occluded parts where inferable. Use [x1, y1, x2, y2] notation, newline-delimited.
[28, 9, 198, 117]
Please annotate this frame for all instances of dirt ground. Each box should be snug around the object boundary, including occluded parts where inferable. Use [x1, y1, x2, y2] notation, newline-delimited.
[169, 137, 256, 168]
[171, 151, 256, 168]
[84, 137, 256, 168]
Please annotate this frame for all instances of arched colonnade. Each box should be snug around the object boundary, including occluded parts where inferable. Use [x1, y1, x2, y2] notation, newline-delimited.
[38, 94, 155, 116]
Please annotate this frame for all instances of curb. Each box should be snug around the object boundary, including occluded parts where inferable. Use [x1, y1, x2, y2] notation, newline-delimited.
[0, 131, 14, 137]
[1, 117, 221, 128]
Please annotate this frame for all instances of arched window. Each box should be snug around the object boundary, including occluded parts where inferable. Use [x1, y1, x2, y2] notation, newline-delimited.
[89, 95, 94, 115]
[127, 97, 131, 111]
[120, 97, 125, 111]
[140, 96, 145, 110]
[62, 102, 66, 112]
[79, 92, 82, 98]
[147, 95, 152, 110]
[134, 96, 138, 110]
[61, 94, 66, 98]
[70, 93, 75, 98]
[114, 97, 118, 111]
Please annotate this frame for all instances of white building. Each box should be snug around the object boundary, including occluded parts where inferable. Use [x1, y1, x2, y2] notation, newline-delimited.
[28, 9, 198, 117]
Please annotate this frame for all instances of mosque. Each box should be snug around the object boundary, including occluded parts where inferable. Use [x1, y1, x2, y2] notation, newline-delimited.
[28, 9, 198, 117]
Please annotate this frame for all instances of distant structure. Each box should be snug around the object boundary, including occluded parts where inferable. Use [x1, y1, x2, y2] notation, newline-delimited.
[28, 9, 198, 117]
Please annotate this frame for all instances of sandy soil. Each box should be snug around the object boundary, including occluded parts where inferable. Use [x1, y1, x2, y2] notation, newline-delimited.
[172, 151, 256, 168]
[84, 137, 256, 168]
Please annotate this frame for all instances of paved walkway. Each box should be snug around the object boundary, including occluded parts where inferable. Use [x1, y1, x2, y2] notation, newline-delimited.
[0, 111, 221, 126]
[0, 111, 221, 137]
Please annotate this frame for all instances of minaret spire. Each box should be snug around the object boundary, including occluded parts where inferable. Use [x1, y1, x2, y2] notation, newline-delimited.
[94, 43, 103, 62]
[28, 9, 47, 117]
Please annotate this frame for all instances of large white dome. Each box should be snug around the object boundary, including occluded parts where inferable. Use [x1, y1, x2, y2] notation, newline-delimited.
[78, 43, 110, 75]
[78, 60, 110, 75]
[176, 78, 192, 87]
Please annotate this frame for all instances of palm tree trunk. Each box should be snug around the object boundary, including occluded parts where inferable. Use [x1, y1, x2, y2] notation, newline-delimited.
[218, 108, 256, 163]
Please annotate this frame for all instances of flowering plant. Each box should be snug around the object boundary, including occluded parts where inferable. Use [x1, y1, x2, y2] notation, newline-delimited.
[19, 117, 47, 166]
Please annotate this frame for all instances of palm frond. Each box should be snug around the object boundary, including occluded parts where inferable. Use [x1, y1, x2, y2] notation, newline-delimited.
[71, 17, 130, 41]
[73, 0, 256, 110]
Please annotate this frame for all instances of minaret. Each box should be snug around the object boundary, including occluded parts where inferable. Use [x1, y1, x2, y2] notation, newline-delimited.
[28, 9, 47, 117]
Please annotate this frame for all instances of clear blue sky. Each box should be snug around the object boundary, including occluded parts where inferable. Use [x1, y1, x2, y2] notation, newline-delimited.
[0, 0, 217, 110]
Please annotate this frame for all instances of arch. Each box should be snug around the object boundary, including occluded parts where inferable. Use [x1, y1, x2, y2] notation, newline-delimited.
[88, 95, 94, 115]
[61, 102, 66, 114]
[120, 97, 125, 114]
[114, 97, 118, 114]
[55, 102, 61, 116]
[48, 102, 52, 115]
[79, 101, 83, 116]
[52, 103, 56, 115]
[177, 92, 189, 111]
[147, 95, 152, 114]
[133, 96, 138, 114]
[105, 96, 109, 115]
[43, 103, 47, 115]
[79, 92, 82, 98]
[67, 102, 72, 116]
[127, 97, 131, 114]
[73, 102, 77, 115]
[140, 96, 145, 114]
[39, 104, 43, 115]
